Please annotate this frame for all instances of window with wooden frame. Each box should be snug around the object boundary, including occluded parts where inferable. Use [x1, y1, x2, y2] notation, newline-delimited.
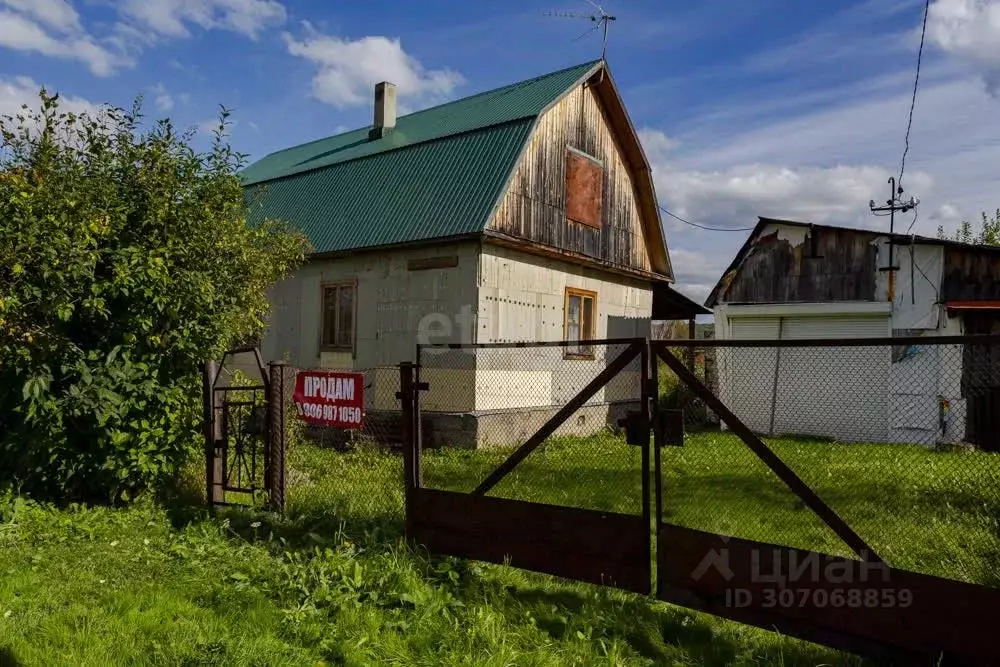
[564, 287, 597, 358]
[320, 282, 356, 352]
[565, 147, 605, 229]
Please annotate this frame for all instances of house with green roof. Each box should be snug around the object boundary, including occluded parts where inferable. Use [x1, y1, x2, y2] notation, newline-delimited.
[246, 59, 705, 445]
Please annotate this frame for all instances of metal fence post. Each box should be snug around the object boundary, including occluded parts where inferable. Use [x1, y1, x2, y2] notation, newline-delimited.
[687, 318, 696, 373]
[649, 341, 663, 530]
[398, 361, 417, 538]
[399, 362, 416, 493]
[267, 361, 288, 512]
[413, 359, 424, 488]
[640, 340, 653, 594]
[202, 360, 224, 506]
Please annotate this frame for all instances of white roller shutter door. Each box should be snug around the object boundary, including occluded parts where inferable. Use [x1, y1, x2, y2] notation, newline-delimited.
[776, 314, 890, 442]
[780, 315, 890, 340]
[724, 313, 891, 442]
[720, 318, 781, 433]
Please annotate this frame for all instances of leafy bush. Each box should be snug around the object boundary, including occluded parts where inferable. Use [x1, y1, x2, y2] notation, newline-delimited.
[0, 91, 309, 501]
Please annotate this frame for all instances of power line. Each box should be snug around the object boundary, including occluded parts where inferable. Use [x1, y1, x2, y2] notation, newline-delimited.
[899, 0, 930, 189]
[659, 205, 756, 232]
[905, 204, 919, 236]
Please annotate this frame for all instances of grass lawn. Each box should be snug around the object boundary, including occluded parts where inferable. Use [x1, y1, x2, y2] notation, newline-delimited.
[1, 430, 997, 665]
[419, 430, 1000, 585]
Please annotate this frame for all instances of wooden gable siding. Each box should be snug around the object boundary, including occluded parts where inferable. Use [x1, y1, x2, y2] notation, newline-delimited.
[941, 247, 1000, 301]
[721, 226, 879, 304]
[488, 83, 652, 274]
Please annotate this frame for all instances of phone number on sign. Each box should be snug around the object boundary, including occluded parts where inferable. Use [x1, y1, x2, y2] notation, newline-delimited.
[726, 588, 913, 609]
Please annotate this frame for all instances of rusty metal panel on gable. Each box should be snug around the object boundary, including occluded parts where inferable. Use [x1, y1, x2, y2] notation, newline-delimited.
[565, 150, 604, 229]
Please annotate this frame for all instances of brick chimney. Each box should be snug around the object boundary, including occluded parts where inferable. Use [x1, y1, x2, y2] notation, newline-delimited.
[369, 81, 396, 141]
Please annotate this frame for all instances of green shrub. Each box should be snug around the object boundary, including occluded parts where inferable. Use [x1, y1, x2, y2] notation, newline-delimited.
[0, 91, 309, 502]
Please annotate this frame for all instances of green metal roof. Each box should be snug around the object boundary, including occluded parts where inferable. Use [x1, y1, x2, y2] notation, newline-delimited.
[243, 60, 600, 254]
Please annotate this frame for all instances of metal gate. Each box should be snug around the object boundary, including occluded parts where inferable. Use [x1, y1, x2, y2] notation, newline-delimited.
[651, 337, 1000, 665]
[401, 336, 1000, 665]
[403, 339, 653, 593]
[202, 347, 287, 509]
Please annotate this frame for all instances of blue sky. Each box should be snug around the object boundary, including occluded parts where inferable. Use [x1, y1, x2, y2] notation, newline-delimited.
[3, 0, 1000, 303]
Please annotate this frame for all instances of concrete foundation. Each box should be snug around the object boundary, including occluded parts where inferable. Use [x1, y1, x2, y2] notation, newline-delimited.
[424, 401, 641, 449]
[303, 402, 641, 450]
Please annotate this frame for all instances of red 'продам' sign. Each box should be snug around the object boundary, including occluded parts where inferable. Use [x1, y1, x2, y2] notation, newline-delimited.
[293, 371, 364, 429]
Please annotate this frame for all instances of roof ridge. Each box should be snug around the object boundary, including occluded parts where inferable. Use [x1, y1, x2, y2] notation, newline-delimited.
[757, 216, 1000, 250]
[396, 58, 601, 122]
[245, 60, 600, 170]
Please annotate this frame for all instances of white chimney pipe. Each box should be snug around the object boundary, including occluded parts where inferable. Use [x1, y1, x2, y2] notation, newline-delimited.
[370, 81, 396, 140]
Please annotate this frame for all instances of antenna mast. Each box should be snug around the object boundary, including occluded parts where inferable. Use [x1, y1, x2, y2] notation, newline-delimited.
[545, 1, 617, 61]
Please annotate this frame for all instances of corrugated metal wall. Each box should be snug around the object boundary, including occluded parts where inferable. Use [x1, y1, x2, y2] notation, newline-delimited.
[489, 84, 652, 273]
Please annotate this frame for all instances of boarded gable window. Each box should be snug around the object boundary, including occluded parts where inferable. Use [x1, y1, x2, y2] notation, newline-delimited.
[565, 149, 604, 229]
[321, 282, 355, 351]
[564, 287, 597, 358]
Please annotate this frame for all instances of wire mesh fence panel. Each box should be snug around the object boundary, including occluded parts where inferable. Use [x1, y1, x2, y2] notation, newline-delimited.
[278, 365, 406, 533]
[659, 339, 1000, 587]
[765, 341, 999, 585]
[418, 341, 646, 515]
[658, 344, 852, 558]
[657, 346, 720, 432]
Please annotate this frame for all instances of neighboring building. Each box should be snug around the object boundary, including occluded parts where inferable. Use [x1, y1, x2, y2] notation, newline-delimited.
[706, 217, 1000, 450]
[244, 60, 706, 446]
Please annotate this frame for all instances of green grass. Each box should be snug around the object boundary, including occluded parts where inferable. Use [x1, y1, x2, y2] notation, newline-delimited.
[1, 430, 997, 665]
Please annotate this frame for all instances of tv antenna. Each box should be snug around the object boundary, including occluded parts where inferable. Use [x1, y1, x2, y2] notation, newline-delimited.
[545, 1, 617, 61]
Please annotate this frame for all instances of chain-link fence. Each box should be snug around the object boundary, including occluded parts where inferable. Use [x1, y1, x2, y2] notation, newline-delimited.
[272, 365, 407, 532]
[655, 338, 1000, 587]
[417, 340, 647, 515]
[258, 337, 999, 589]
[657, 344, 720, 431]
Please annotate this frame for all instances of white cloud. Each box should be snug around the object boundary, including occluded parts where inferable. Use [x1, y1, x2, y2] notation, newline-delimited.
[640, 59, 1000, 302]
[668, 247, 732, 305]
[197, 117, 237, 136]
[663, 73, 1000, 232]
[657, 162, 934, 233]
[284, 29, 464, 109]
[641, 124, 934, 234]
[150, 83, 174, 112]
[118, 0, 287, 39]
[927, 0, 1000, 95]
[0, 0, 80, 33]
[0, 1, 287, 76]
[0, 9, 128, 76]
[0, 75, 103, 124]
[637, 129, 677, 161]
